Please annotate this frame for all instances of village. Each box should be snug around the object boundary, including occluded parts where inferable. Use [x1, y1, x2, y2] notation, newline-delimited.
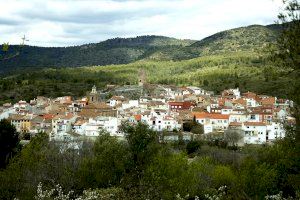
[0, 72, 295, 147]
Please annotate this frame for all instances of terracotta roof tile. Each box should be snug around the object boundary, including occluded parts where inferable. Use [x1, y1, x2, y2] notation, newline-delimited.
[244, 122, 266, 126]
[193, 112, 229, 119]
[134, 114, 141, 121]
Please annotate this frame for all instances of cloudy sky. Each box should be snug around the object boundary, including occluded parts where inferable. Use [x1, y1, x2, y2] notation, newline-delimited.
[0, 0, 283, 47]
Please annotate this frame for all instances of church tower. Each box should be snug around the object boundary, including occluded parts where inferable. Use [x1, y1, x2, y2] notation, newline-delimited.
[89, 85, 99, 103]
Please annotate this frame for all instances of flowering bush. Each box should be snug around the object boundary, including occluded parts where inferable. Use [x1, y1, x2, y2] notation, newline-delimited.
[33, 183, 124, 200]
[204, 186, 227, 200]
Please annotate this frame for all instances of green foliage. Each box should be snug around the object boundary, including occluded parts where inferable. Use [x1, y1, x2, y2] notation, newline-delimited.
[121, 122, 159, 168]
[2, 43, 9, 52]
[0, 123, 299, 199]
[183, 120, 204, 135]
[192, 24, 280, 56]
[141, 151, 213, 199]
[78, 133, 130, 189]
[0, 119, 20, 168]
[240, 158, 279, 199]
[0, 132, 85, 199]
[186, 140, 202, 155]
[271, 0, 300, 144]
[0, 35, 195, 73]
[212, 165, 237, 189]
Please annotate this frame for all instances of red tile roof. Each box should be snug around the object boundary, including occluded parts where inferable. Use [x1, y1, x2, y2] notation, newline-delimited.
[261, 97, 276, 105]
[243, 92, 257, 98]
[229, 122, 242, 126]
[244, 122, 266, 126]
[193, 112, 229, 119]
[134, 114, 141, 121]
[168, 101, 193, 109]
[42, 114, 56, 120]
[233, 98, 247, 106]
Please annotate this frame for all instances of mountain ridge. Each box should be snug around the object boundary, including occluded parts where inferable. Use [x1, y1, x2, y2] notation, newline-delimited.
[0, 24, 282, 73]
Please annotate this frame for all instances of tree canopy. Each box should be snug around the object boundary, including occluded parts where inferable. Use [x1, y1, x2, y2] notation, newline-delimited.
[0, 119, 19, 168]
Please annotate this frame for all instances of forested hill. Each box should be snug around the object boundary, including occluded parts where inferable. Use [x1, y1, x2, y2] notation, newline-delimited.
[0, 24, 281, 73]
[190, 24, 279, 55]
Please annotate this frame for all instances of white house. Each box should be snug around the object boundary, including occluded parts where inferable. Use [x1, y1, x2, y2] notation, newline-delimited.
[78, 117, 120, 137]
[221, 107, 233, 115]
[245, 98, 259, 108]
[122, 100, 139, 110]
[14, 100, 32, 113]
[150, 115, 181, 132]
[247, 112, 261, 122]
[51, 113, 77, 141]
[109, 96, 127, 107]
[186, 86, 203, 95]
[242, 122, 267, 144]
[266, 122, 285, 142]
[0, 106, 15, 120]
[194, 112, 229, 133]
[229, 114, 248, 123]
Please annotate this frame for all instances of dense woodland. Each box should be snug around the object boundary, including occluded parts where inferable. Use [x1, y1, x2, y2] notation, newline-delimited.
[0, 121, 299, 200]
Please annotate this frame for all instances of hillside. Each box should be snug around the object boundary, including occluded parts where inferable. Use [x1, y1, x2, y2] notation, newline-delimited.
[190, 25, 279, 55]
[0, 36, 195, 73]
[0, 24, 281, 73]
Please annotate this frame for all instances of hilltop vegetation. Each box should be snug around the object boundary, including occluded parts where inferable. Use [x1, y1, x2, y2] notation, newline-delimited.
[0, 24, 281, 73]
[0, 35, 195, 73]
[191, 24, 279, 55]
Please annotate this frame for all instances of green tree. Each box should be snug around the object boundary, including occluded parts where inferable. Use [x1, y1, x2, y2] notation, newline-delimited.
[272, 0, 300, 140]
[191, 123, 204, 135]
[186, 140, 202, 155]
[78, 133, 131, 189]
[121, 122, 159, 168]
[0, 119, 20, 168]
[224, 129, 243, 147]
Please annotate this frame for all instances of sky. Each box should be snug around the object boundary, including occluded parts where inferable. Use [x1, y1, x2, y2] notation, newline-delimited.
[0, 0, 284, 47]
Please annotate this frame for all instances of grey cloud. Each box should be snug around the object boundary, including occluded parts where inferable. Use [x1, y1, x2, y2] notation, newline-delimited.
[17, 5, 170, 25]
[0, 17, 22, 25]
[0, 0, 281, 47]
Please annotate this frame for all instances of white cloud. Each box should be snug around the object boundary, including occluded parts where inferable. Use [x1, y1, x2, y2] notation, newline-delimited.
[0, 0, 283, 47]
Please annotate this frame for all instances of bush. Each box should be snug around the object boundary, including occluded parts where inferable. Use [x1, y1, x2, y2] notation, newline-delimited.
[186, 140, 202, 155]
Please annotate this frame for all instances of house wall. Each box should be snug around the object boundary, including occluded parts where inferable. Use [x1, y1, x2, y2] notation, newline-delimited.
[243, 125, 267, 144]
